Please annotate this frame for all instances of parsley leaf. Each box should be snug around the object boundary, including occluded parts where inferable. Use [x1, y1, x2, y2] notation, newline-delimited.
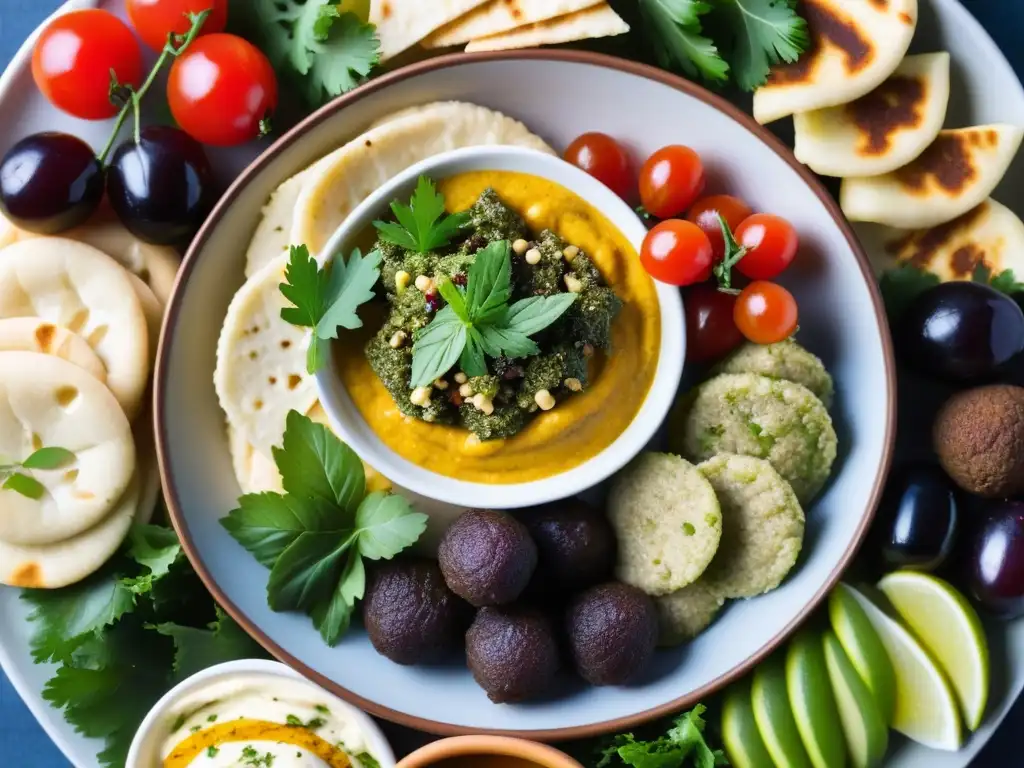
[155, 608, 265, 683]
[973, 263, 1024, 296]
[638, 0, 730, 85]
[374, 177, 471, 254]
[714, 0, 809, 91]
[221, 493, 321, 568]
[303, 10, 381, 107]
[268, 532, 355, 611]
[879, 265, 940, 322]
[273, 410, 365, 513]
[595, 704, 727, 768]
[311, 550, 364, 645]
[280, 244, 329, 329]
[122, 525, 184, 596]
[317, 248, 383, 339]
[355, 492, 427, 560]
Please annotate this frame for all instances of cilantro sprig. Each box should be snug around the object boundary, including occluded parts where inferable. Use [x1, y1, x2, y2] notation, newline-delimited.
[221, 411, 427, 645]
[595, 704, 728, 767]
[0, 446, 76, 500]
[411, 241, 578, 387]
[279, 244, 382, 375]
[879, 263, 1024, 322]
[373, 176, 471, 254]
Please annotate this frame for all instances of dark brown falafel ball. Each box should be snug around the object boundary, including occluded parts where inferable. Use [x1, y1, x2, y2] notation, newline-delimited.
[933, 385, 1024, 498]
[438, 510, 537, 607]
[465, 605, 561, 703]
[520, 500, 615, 594]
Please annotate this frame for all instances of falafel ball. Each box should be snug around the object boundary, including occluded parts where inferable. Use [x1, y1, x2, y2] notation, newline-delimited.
[466, 605, 561, 703]
[438, 510, 537, 607]
[520, 500, 615, 594]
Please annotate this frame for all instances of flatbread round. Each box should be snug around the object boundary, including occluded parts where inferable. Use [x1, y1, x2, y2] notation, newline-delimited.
[0, 351, 135, 546]
[794, 53, 950, 178]
[753, 0, 917, 125]
[424, 0, 596, 48]
[133, 415, 161, 526]
[129, 273, 164, 367]
[290, 102, 554, 255]
[841, 125, 1024, 229]
[864, 198, 1024, 281]
[0, 317, 106, 384]
[0, 238, 150, 419]
[215, 254, 318, 457]
[244, 168, 316, 279]
[0, 211, 20, 249]
[463, 3, 629, 52]
[371, 0, 490, 61]
[0, 471, 140, 589]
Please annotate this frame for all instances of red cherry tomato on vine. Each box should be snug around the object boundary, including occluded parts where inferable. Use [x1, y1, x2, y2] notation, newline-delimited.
[32, 10, 143, 120]
[640, 219, 714, 286]
[564, 132, 632, 198]
[127, 0, 229, 52]
[639, 145, 706, 219]
[734, 213, 799, 280]
[168, 33, 278, 147]
[685, 284, 744, 363]
[687, 195, 753, 262]
[734, 281, 799, 344]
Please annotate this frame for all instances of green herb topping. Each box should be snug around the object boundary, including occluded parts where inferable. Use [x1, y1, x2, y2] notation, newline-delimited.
[596, 704, 728, 767]
[374, 176, 471, 254]
[0, 446, 76, 500]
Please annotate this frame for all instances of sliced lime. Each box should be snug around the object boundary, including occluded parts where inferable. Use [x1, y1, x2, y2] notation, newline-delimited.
[823, 629, 889, 768]
[787, 628, 847, 768]
[722, 678, 774, 768]
[752, 655, 813, 768]
[829, 583, 896, 723]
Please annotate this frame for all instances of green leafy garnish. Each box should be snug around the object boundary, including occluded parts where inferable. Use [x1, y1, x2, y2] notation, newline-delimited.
[374, 176, 472, 254]
[0, 445, 76, 499]
[229, 1, 380, 107]
[20, 446, 76, 470]
[279, 244, 382, 375]
[596, 705, 728, 767]
[639, 0, 729, 85]
[221, 410, 427, 645]
[410, 240, 578, 387]
[973, 263, 1024, 296]
[879, 265, 941, 321]
[155, 607, 265, 683]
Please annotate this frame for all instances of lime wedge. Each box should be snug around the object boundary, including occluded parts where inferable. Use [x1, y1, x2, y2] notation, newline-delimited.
[844, 584, 963, 751]
[723, 678, 775, 768]
[752, 655, 813, 768]
[878, 571, 989, 731]
[787, 628, 847, 768]
[823, 630, 889, 768]
[829, 583, 896, 723]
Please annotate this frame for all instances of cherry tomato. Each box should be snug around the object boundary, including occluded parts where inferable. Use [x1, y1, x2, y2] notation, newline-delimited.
[168, 34, 278, 147]
[127, 0, 229, 52]
[564, 133, 632, 198]
[640, 220, 714, 286]
[687, 195, 753, 262]
[639, 145, 706, 220]
[32, 10, 143, 120]
[734, 281, 799, 344]
[685, 284, 744, 363]
[734, 213, 799, 280]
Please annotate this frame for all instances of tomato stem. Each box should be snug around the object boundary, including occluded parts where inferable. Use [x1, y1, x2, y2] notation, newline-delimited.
[97, 10, 211, 165]
[713, 213, 747, 291]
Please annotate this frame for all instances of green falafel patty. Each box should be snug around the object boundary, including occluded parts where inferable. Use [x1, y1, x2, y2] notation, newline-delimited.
[608, 453, 722, 596]
[697, 454, 805, 599]
[654, 581, 726, 647]
[714, 340, 835, 408]
[671, 373, 837, 503]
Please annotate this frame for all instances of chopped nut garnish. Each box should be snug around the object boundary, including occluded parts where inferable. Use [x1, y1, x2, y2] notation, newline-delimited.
[525, 248, 542, 265]
[563, 245, 579, 261]
[410, 386, 433, 407]
[583, 343, 595, 357]
[564, 377, 583, 392]
[512, 238, 529, 255]
[434, 378, 449, 390]
[535, 389, 556, 411]
[395, 270, 411, 293]
[564, 274, 583, 293]
[454, 372, 468, 384]
[414, 275, 434, 293]
[459, 383, 474, 398]
[388, 331, 407, 349]
[470, 393, 495, 415]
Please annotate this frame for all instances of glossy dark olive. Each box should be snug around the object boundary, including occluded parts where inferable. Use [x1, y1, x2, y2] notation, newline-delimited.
[874, 465, 959, 571]
[899, 281, 1024, 383]
[106, 125, 216, 246]
[969, 501, 1024, 618]
[0, 132, 103, 234]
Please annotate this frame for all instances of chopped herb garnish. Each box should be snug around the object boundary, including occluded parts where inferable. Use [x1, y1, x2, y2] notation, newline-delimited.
[207, 714, 218, 722]
[286, 714, 303, 726]
[189, 725, 202, 733]
[373, 176, 470, 254]
[0, 445, 76, 500]
[206, 745, 220, 758]
[314, 704, 330, 714]
[305, 717, 327, 730]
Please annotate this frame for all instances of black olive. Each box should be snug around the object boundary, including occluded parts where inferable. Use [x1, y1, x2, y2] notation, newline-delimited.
[874, 464, 959, 572]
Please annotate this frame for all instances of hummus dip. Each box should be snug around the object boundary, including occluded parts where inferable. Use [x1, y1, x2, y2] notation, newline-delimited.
[335, 170, 661, 484]
[156, 673, 379, 767]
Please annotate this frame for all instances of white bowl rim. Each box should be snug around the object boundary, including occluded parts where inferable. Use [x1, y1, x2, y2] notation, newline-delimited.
[125, 658, 397, 768]
[312, 144, 685, 509]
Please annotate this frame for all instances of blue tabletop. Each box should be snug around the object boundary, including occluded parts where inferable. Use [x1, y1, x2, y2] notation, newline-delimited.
[1, 1, 1023, 766]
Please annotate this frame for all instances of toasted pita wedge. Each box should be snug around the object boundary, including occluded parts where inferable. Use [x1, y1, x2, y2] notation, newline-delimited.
[841, 125, 1024, 229]
[794, 53, 950, 178]
[753, 0, 917, 125]
[464, 3, 628, 52]
[424, 0, 596, 48]
[371, 0, 490, 61]
[862, 199, 1024, 282]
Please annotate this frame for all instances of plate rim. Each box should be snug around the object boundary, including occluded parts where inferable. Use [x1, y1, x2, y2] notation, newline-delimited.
[154, 48, 897, 741]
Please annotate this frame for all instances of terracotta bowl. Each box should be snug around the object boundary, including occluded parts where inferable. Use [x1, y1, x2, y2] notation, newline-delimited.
[397, 736, 582, 768]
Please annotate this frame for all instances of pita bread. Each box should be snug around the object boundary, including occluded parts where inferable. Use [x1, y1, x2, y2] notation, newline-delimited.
[244, 170, 313, 280]
[424, 0, 596, 48]
[862, 199, 1024, 282]
[841, 125, 1024, 229]
[1, 471, 140, 589]
[794, 53, 950, 178]
[371, 0, 490, 61]
[290, 102, 553, 255]
[0, 238, 150, 419]
[753, 0, 918, 125]
[0, 318, 106, 384]
[464, 3, 628, 52]
[229, 423, 286, 495]
[133, 414, 161, 526]
[128, 273, 164, 368]
[215, 254, 318, 457]
[0, 352, 135, 546]
[0, 212, 20, 249]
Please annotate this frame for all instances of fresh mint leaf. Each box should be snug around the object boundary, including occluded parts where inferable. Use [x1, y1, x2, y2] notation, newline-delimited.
[280, 245, 328, 329]
[3, 472, 45, 499]
[155, 608, 266, 683]
[714, 0, 809, 91]
[354, 492, 427, 561]
[466, 241, 512, 321]
[316, 248, 382, 340]
[21, 446, 76, 470]
[410, 312, 467, 387]
[639, 0, 730, 84]
[267, 532, 355, 611]
[879, 265, 940, 322]
[273, 410, 365, 515]
[437, 277, 470, 323]
[477, 325, 540, 359]
[503, 294, 579, 335]
[460, 328, 488, 378]
[221, 492, 334, 567]
[374, 177, 470, 254]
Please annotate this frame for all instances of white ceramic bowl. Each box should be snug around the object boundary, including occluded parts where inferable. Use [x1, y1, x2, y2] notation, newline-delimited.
[313, 145, 684, 509]
[126, 659, 396, 768]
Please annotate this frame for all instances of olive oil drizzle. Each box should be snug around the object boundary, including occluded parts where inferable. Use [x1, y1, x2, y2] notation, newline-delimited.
[163, 719, 351, 767]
